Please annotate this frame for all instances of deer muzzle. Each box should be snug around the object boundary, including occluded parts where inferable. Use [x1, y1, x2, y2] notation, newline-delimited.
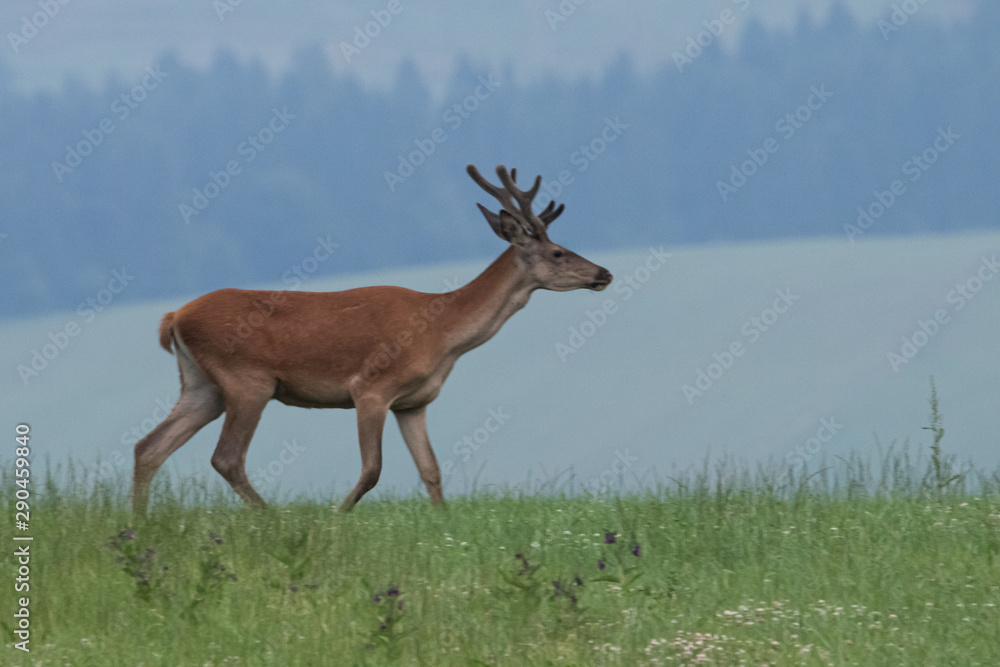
[590, 267, 613, 291]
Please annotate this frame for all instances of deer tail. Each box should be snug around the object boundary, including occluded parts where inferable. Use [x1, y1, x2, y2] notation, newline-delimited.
[159, 312, 176, 354]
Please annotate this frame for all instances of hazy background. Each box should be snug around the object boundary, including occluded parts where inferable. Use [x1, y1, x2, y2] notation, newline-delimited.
[3, 1, 997, 500]
[2, 0, 979, 94]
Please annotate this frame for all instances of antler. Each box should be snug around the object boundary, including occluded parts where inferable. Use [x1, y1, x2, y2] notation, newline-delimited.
[467, 164, 564, 237]
[506, 168, 565, 225]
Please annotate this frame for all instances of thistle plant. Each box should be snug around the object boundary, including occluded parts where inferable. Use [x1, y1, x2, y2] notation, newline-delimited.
[923, 377, 963, 494]
[105, 527, 167, 603]
[594, 530, 643, 586]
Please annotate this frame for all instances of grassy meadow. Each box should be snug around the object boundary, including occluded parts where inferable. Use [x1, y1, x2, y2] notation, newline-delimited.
[3, 448, 1000, 667]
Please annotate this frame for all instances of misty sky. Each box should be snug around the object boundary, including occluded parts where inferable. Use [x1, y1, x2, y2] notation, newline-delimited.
[3, 0, 975, 95]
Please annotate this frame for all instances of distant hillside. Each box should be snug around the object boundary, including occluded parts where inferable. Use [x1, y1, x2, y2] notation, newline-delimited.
[5, 233, 999, 501]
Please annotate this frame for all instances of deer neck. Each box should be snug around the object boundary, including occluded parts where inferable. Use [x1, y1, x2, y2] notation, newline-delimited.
[445, 247, 536, 355]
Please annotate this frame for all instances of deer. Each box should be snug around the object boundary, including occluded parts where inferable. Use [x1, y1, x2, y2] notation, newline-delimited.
[131, 164, 612, 515]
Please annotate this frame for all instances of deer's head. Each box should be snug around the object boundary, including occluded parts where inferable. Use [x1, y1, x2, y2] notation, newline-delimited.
[468, 164, 613, 293]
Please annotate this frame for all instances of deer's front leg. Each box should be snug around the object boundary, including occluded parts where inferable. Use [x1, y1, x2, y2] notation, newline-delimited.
[394, 406, 445, 507]
[341, 397, 389, 512]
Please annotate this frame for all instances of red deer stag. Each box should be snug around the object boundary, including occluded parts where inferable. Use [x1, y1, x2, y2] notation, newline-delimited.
[132, 164, 612, 514]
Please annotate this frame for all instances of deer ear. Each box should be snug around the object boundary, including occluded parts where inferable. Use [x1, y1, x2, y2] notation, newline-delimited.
[476, 203, 504, 237]
[497, 210, 531, 247]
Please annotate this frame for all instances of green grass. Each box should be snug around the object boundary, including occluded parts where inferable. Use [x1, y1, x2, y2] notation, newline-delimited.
[2, 457, 1000, 666]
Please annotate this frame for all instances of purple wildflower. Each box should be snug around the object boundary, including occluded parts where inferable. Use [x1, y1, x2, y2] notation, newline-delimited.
[631, 543, 641, 557]
[604, 532, 616, 544]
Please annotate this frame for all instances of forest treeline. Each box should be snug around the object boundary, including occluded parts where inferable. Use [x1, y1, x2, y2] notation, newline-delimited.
[1, 2, 997, 317]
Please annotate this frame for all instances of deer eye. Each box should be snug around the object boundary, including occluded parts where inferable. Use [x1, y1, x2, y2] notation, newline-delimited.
[553, 250, 564, 259]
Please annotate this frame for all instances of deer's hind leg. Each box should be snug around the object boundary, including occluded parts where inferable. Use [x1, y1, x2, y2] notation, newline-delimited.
[133, 341, 224, 515]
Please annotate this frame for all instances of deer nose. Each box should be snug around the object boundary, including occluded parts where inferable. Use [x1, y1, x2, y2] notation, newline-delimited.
[590, 267, 613, 291]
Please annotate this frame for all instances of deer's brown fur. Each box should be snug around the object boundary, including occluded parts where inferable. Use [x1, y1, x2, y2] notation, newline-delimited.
[131, 165, 612, 514]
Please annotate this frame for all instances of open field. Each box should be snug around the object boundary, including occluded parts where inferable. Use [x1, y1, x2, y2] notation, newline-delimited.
[3, 455, 999, 666]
